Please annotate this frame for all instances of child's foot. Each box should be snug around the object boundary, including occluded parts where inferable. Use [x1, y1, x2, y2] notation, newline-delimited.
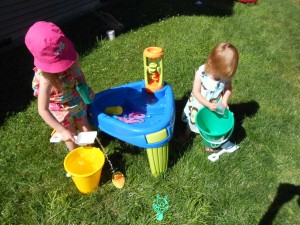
[205, 146, 214, 152]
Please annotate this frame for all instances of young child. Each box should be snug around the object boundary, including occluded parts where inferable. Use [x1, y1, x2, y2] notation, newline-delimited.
[25, 21, 94, 151]
[182, 42, 239, 151]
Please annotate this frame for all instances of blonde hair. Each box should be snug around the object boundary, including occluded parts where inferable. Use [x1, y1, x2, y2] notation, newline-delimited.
[42, 72, 63, 92]
[205, 43, 239, 79]
[41, 57, 79, 92]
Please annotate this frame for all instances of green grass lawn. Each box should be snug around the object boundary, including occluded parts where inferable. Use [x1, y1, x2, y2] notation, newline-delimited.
[0, 0, 299, 224]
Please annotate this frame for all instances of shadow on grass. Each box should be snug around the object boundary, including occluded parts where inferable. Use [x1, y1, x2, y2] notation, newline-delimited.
[0, 0, 236, 126]
[229, 100, 260, 144]
[259, 183, 300, 225]
[0, 46, 35, 126]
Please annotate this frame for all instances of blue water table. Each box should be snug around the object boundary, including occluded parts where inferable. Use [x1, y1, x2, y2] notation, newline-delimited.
[88, 47, 175, 177]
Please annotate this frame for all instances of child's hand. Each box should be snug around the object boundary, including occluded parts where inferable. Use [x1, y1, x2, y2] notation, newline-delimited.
[208, 103, 218, 112]
[222, 102, 229, 109]
[60, 129, 76, 143]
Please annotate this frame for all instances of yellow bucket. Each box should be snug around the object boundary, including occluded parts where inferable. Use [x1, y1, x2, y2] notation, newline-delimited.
[64, 146, 105, 194]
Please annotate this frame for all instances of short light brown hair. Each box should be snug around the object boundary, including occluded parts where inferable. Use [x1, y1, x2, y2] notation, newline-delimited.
[205, 43, 239, 78]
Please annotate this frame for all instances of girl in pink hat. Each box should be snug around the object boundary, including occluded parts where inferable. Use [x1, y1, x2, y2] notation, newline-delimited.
[25, 21, 94, 151]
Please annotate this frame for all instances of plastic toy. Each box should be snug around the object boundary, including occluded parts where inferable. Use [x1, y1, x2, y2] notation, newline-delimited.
[196, 107, 234, 149]
[76, 83, 93, 104]
[64, 146, 105, 194]
[88, 81, 175, 149]
[215, 103, 226, 115]
[88, 47, 175, 177]
[144, 47, 164, 93]
[88, 80, 175, 176]
[152, 194, 169, 221]
[104, 106, 123, 115]
[207, 141, 240, 162]
[50, 130, 97, 146]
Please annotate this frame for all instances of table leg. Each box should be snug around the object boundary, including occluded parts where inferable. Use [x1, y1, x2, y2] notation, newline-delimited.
[146, 143, 169, 177]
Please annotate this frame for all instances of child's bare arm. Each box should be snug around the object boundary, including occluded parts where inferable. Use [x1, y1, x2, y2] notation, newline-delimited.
[222, 81, 232, 108]
[37, 76, 75, 142]
[192, 74, 218, 111]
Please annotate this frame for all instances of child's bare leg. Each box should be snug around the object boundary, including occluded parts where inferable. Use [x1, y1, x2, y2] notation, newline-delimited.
[76, 117, 95, 147]
[76, 117, 92, 132]
[65, 126, 78, 151]
[65, 140, 78, 151]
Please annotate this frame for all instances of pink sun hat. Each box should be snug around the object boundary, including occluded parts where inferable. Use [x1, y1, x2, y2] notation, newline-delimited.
[25, 21, 77, 73]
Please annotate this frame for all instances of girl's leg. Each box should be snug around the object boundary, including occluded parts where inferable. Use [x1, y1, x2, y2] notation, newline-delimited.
[64, 125, 79, 151]
[75, 116, 92, 132]
[64, 116, 91, 151]
[72, 104, 92, 132]
[51, 110, 78, 151]
[65, 140, 78, 151]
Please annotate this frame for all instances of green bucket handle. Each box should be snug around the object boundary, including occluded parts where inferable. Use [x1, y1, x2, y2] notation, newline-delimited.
[199, 126, 234, 146]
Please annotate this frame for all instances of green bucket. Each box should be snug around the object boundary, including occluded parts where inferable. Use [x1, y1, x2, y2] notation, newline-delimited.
[196, 107, 234, 148]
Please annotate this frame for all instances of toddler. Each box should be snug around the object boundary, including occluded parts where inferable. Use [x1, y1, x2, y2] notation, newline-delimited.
[25, 21, 94, 150]
[182, 42, 239, 151]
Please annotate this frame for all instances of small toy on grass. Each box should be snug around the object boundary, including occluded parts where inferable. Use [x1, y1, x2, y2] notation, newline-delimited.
[152, 194, 169, 221]
[207, 141, 240, 162]
[111, 171, 125, 189]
